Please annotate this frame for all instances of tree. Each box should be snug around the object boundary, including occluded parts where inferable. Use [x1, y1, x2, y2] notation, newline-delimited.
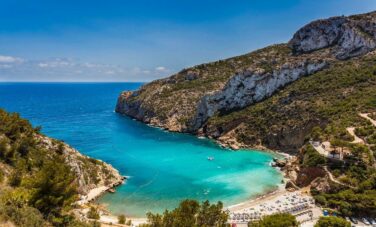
[197, 200, 228, 227]
[303, 145, 326, 167]
[87, 207, 100, 220]
[118, 214, 126, 224]
[249, 213, 298, 227]
[314, 216, 351, 227]
[145, 199, 228, 227]
[27, 159, 78, 217]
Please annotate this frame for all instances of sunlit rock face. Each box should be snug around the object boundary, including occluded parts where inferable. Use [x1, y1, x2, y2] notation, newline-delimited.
[289, 12, 376, 59]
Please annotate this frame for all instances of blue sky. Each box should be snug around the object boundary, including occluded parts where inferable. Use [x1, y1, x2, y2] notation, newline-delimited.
[0, 0, 375, 82]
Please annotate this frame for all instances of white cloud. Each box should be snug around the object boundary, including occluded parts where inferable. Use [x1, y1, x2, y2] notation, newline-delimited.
[0, 55, 23, 63]
[0, 55, 175, 82]
[0, 64, 13, 69]
[155, 66, 167, 72]
[105, 70, 115, 75]
[37, 59, 73, 68]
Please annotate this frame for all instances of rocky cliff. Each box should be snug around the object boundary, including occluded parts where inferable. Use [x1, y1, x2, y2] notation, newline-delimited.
[116, 11, 376, 153]
[35, 134, 124, 196]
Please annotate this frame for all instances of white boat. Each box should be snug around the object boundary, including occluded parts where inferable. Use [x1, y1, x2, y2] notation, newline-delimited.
[207, 156, 214, 161]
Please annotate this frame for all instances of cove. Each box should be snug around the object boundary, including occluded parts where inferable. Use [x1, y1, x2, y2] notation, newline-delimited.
[0, 82, 282, 217]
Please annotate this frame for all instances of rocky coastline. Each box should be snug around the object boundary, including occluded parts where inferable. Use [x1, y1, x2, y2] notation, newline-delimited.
[115, 11, 376, 154]
[35, 134, 126, 204]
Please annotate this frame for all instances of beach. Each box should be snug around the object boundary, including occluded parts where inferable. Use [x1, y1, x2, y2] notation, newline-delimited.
[227, 187, 322, 227]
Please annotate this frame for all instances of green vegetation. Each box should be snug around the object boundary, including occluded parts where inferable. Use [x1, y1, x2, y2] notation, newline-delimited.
[248, 213, 298, 227]
[141, 199, 228, 227]
[118, 214, 126, 224]
[87, 207, 100, 220]
[313, 184, 376, 217]
[207, 53, 376, 152]
[125, 44, 294, 125]
[0, 109, 91, 226]
[314, 216, 351, 227]
[301, 145, 326, 167]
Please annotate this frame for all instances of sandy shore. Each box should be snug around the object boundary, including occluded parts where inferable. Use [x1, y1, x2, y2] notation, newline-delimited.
[77, 186, 111, 205]
[227, 186, 287, 213]
[227, 186, 322, 227]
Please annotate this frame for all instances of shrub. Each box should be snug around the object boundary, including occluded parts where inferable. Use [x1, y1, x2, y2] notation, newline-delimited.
[145, 200, 228, 227]
[118, 214, 126, 224]
[314, 216, 351, 227]
[302, 145, 326, 167]
[87, 207, 100, 220]
[249, 213, 298, 227]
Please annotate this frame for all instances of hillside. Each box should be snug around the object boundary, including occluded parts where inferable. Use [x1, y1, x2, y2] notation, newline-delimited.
[116, 11, 376, 153]
[0, 109, 123, 226]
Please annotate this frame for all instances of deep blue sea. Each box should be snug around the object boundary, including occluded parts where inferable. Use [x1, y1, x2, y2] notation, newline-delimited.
[0, 82, 282, 217]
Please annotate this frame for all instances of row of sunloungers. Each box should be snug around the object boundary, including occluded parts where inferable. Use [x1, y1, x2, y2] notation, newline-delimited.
[229, 203, 310, 223]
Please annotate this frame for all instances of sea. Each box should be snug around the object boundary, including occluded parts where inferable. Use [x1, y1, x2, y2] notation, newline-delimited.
[0, 82, 282, 217]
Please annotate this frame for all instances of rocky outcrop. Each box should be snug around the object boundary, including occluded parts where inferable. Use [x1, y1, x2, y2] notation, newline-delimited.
[36, 135, 124, 195]
[190, 59, 327, 130]
[116, 91, 144, 120]
[289, 11, 376, 59]
[116, 11, 376, 153]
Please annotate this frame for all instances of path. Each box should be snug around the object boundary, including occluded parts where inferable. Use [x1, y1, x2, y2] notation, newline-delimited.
[310, 141, 329, 157]
[359, 113, 376, 127]
[346, 127, 365, 144]
[323, 166, 356, 189]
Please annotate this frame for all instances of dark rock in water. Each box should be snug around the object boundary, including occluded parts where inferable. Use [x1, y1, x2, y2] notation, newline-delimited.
[273, 159, 287, 168]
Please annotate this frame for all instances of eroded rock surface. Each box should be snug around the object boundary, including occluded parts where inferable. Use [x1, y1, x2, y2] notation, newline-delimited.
[115, 11, 376, 153]
[289, 12, 376, 59]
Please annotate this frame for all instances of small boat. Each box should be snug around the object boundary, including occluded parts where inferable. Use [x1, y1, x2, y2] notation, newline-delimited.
[207, 156, 214, 161]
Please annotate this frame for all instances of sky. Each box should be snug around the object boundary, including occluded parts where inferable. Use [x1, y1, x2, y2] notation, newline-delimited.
[0, 0, 375, 82]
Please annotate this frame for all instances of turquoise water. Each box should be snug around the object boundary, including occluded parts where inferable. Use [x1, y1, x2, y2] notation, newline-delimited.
[0, 83, 282, 217]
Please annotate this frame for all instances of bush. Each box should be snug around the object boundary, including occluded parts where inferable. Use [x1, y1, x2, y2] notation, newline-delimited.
[314, 195, 327, 206]
[87, 207, 100, 220]
[144, 200, 228, 227]
[314, 216, 351, 227]
[249, 213, 298, 227]
[0, 204, 46, 227]
[302, 145, 326, 167]
[8, 170, 21, 187]
[118, 214, 126, 224]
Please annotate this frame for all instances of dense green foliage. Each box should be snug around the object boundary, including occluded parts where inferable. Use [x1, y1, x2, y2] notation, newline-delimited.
[314, 216, 351, 227]
[87, 207, 100, 220]
[118, 214, 126, 224]
[141, 199, 228, 227]
[0, 109, 88, 226]
[310, 118, 376, 217]
[301, 145, 326, 167]
[248, 213, 298, 227]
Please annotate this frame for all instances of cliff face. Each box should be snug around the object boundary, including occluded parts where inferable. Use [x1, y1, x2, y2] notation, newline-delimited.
[289, 13, 376, 59]
[116, 11, 376, 153]
[36, 135, 123, 195]
[190, 59, 328, 131]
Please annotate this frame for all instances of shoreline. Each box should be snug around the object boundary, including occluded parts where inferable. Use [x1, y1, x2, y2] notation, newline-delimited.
[226, 180, 287, 212]
[85, 114, 299, 226]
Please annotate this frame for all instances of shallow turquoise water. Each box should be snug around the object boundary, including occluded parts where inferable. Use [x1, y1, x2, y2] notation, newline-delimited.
[0, 83, 282, 217]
